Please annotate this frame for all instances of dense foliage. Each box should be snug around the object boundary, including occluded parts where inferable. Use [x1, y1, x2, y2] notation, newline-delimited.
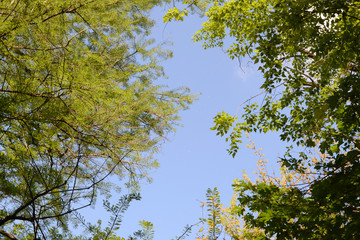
[168, 0, 360, 239]
[0, 0, 193, 239]
[195, 137, 324, 239]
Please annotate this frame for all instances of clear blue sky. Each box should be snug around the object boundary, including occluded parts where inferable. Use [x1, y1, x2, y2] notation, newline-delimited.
[83, 5, 285, 239]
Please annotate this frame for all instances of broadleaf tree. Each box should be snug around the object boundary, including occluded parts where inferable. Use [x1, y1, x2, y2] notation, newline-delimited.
[195, 136, 325, 239]
[167, 0, 360, 239]
[0, 0, 194, 239]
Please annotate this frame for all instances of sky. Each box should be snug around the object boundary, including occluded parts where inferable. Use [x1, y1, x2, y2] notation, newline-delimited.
[83, 5, 285, 239]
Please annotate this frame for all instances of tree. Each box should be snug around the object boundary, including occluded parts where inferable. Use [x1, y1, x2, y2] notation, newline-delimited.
[167, 0, 360, 238]
[195, 187, 265, 240]
[0, 0, 194, 239]
[195, 136, 323, 240]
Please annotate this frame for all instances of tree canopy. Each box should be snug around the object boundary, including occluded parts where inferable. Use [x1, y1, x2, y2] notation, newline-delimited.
[167, 0, 360, 239]
[0, 0, 194, 239]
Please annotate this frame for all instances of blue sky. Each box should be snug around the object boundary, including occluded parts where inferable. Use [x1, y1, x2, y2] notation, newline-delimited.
[90, 6, 284, 239]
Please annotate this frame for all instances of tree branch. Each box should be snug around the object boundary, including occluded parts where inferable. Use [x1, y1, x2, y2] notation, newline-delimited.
[0, 229, 18, 240]
[0, 181, 67, 227]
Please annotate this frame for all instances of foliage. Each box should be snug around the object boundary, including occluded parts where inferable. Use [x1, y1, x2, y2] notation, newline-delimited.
[48, 193, 154, 240]
[0, 0, 194, 239]
[195, 184, 265, 240]
[195, 137, 323, 239]
[163, 0, 208, 22]
[198, 188, 222, 240]
[168, 0, 360, 239]
[171, 223, 200, 240]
